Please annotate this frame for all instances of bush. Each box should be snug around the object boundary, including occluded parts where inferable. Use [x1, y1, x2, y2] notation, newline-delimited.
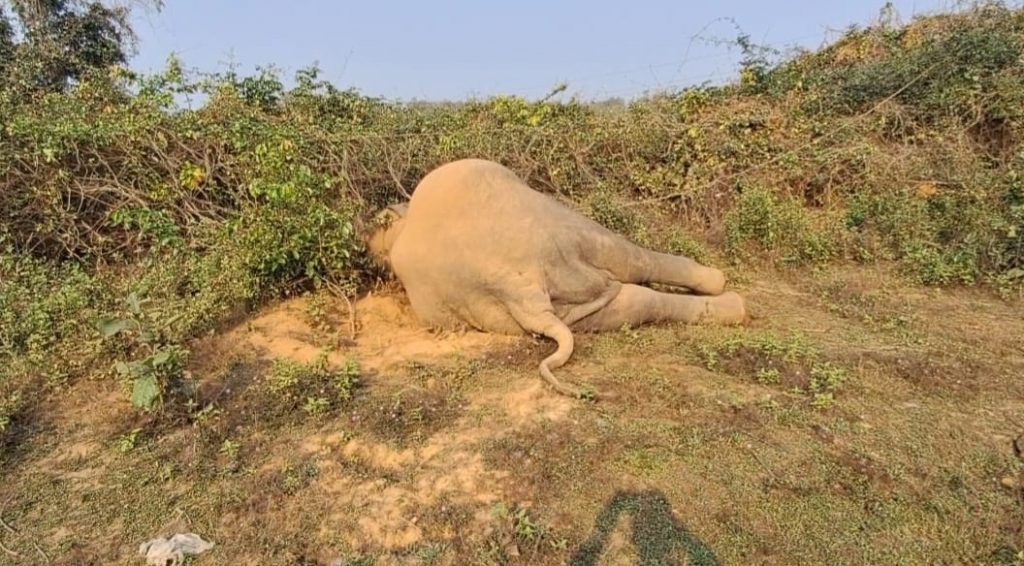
[724, 186, 837, 265]
[844, 178, 1020, 284]
[0, 251, 107, 379]
[266, 351, 361, 419]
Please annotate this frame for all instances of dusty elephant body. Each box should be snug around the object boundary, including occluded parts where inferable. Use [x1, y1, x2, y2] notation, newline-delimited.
[368, 158, 747, 397]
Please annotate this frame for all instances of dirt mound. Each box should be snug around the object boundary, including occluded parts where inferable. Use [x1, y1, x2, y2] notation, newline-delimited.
[190, 291, 517, 373]
[187, 291, 575, 552]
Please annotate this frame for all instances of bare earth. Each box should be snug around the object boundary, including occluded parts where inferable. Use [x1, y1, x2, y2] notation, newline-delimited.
[1, 264, 1022, 565]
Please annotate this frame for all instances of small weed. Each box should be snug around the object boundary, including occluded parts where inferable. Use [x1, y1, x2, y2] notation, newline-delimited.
[266, 350, 361, 417]
[279, 462, 319, 495]
[336, 358, 361, 400]
[577, 384, 598, 402]
[619, 446, 673, 478]
[809, 362, 848, 395]
[304, 292, 332, 332]
[268, 359, 309, 393]
[696, 330, 849, 405]
[416, 543, 447, 564]
[490, 502, 569, 552]
[219, 438, 240, 459]
[406, 358, 480, 390]
[811, 392, 836, 409]
[303, 396, 330, 418]
[219, 438, 242, 473]
[325, 553, 377, 566]
[116, 428, 143, 453]
[756, 367, 782, 385]
[617, 323, 653, 349]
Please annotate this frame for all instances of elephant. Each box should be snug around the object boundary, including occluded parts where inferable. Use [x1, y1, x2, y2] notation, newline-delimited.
[365, 158, 747, 399]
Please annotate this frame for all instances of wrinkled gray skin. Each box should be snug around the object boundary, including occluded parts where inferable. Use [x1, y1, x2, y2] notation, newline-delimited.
[367, 158, 747, 398]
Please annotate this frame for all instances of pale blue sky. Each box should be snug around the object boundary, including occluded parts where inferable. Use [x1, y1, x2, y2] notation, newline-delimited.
[129, 0, 962, 101]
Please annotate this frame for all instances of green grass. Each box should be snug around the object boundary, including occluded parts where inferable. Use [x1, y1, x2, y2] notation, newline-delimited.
[267, 350, 360, 410]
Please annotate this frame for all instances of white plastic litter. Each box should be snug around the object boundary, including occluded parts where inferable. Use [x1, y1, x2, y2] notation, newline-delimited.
[138, 533, 214, 565]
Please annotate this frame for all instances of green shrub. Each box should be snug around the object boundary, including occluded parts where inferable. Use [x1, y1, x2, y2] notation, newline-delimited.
[267, 351, 361, 417]
[587, 191, 650, 245]
[724, 186, 836, 264]
[844, 181, 1019, 284]
[0, 252, 107, 378]
[666, 230, 711, 264]
[96, 291, 193, 411]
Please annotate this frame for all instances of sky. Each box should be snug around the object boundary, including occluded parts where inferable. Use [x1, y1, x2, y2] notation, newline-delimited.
[128, 0, 966, 102]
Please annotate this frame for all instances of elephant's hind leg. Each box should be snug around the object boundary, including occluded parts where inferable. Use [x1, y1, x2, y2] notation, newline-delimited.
[572, 284, 746, 332]
[587, 238, 726, 295]
[646, 251, 727, 296]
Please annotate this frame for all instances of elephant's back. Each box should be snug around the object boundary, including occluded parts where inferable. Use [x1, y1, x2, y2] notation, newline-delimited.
[406, 158, 600, 235]
[409, 159, 542, 220]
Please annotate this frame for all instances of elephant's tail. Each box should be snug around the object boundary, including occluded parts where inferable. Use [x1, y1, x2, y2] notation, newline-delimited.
[538, 324, 580, 397]
[508, 301, 615, 400]
[538, 320, 616, 401]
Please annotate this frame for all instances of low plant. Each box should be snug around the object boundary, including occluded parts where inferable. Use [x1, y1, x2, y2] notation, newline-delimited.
[266, 350, 361, 416]
[697, 330, 849, 407]
[97, 292, 191, 410]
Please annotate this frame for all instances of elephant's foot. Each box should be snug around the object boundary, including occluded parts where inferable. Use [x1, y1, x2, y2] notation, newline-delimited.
[692, 266, 727, 295]
[706, 291, 747, 324]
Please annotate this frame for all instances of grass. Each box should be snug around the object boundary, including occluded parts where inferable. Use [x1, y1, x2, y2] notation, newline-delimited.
[693, 329, 851, 407]
[265, 350, 360, 418]
[1, 264, 1021, 563]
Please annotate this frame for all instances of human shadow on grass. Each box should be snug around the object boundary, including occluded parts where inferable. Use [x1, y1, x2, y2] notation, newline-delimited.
[569, 490, 718, 566]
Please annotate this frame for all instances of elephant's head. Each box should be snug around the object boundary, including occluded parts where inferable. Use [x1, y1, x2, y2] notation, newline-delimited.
[363, 202, 408, 268]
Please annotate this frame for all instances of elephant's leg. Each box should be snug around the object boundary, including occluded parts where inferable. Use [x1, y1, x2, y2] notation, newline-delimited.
[572, 284, 746, 332]
[586, 236, 726, 295]
[645, 250, 726, 295]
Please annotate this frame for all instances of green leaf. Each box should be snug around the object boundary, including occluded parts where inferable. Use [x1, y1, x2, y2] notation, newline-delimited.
[163, 313, 184, 327]
[151, 349, 171, 367]
[127, 359, 148, 377]
[131, 375, 161, 410]
[96, 317, 136, 338]
[114, 361, 130, 376]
